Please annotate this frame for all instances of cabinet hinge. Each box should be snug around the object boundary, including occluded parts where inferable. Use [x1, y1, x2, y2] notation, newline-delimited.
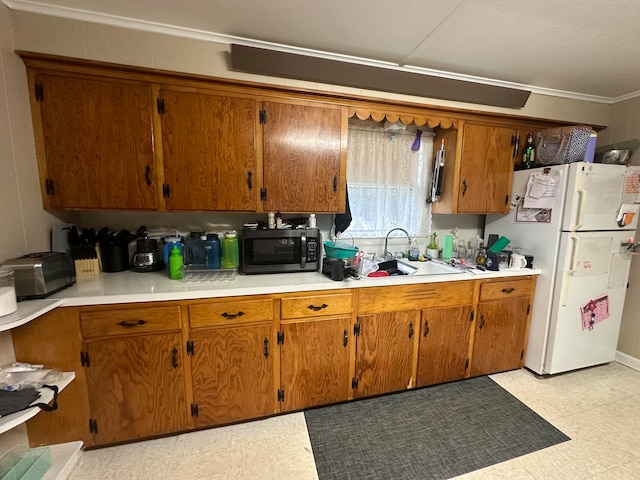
[80, 351, 90, 367]
[88, 418, 98, 434]
[186, 341, 194, 356]
[277, 331, 284, 345]
[465, 359, 469, 370]
[353, 323, 361, 336]
[351, 378, 359, 390]
[260, 188, 267, 201]
[277, 389, 284, 402]
[190, 403, 199, 417]
[259, 109, 266, 124]
[35, 83, 44, 102]
[157, 98, 165, 114]
[526, 304, 531, 315]
[470, 310, 474, 322]
[505, 194, 509, 205]
[162, 184, 170, 198]
[45, 179, 55, 196]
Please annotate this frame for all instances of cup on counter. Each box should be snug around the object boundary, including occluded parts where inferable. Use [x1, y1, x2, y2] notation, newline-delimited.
[509, 253, 527, 269]
[498, 252, 510, 270]
[524, 254, 534, 269]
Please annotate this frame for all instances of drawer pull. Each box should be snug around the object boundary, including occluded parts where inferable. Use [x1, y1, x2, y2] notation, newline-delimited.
[501, 288, 515, 294]
[171, 348, 178, 369]
[118, 319, 147, 328]
[307, 303, 328, 311]
[221, 311, 244, 319]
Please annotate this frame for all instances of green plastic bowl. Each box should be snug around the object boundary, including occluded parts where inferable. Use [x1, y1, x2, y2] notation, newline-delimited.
[323, 240, 359, 259]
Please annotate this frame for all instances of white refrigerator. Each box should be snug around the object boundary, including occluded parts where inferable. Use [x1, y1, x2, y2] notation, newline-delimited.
[485, 162, 640, 375]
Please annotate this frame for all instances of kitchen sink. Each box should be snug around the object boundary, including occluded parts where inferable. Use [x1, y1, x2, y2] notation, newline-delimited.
[366, 259, 464, 278]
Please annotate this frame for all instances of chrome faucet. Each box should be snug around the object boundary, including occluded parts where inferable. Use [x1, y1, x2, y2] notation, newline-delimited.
[383, 228, 412, 260]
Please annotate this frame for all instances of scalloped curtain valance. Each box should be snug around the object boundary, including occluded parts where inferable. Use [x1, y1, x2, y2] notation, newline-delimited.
[347, 107, 457, 129]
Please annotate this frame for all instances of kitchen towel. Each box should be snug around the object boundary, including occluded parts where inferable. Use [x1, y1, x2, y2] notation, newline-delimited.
[333, 186, 352, 235]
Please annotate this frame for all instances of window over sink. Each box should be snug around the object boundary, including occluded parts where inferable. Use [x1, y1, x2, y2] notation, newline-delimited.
[345, 119, 435, 238]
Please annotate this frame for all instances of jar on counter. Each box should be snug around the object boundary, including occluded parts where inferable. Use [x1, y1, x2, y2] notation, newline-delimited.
[0, 267, 18, 317]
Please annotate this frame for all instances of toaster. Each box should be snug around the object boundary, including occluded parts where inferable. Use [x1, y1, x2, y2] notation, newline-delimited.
[1, 252, 75, 300]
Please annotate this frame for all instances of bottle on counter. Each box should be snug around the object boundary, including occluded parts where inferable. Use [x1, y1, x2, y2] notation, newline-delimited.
[169, 245, 183, 280]
[268, 212, 276, 229]
[308, 213, 317, 229]
[409, 238, 420, 261]
[275, 212, 283, 229]
[221, 231, 240, 269]
[204, 233, 221, 269]
[523, 132, 535, 168]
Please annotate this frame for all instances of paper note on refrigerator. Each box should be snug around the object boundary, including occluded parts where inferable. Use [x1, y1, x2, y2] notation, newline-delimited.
[523, 171, 562, 209]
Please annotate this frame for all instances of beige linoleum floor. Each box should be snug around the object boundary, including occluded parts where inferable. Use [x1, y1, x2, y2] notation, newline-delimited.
[68, 362, 640, 480]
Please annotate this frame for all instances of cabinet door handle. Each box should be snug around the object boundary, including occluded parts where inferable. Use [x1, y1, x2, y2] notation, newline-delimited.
[263, 338, 269, 358]
[221, 311, 244, 319]
[408, 322, 414, 339]
[144, 165, 152, 186]
[479, 315, 485, 330]
[118, 319, 146, 328]
[171, 348, 178, 369]
[501, 288, 515, 294]
[247, 171, 253, 190]
[423, 320, 430, 337]
[462, 180, 468, 196]
[307, 303, 328, 311]
[343, 329, 348, 348]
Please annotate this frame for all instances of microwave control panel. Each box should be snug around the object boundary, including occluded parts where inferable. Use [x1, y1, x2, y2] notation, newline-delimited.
[307, 238, 319, 262]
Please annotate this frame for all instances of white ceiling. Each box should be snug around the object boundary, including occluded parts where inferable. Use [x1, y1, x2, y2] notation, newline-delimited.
[5, 0, 640, 101]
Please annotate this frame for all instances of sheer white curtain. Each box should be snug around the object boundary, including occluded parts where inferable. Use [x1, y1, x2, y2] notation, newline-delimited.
[345, 121, 435, 238]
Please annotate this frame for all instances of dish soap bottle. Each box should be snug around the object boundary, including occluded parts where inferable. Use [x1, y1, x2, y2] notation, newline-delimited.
[409, 238, 419, 261]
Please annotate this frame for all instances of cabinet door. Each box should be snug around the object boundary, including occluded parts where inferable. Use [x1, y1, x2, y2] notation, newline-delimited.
[416, 305, 472, 387]
[84, 333, 187, 445]
[458, 124, 515, 214]
[190, 324, 274, 427]
[160, 89, 258, 211]
[280, 316, 351, 411]
[262, 101, 345, 213]
[470, 298, 530, 376]
[36, 74, 157, 209]
[354, 311, 419, 398]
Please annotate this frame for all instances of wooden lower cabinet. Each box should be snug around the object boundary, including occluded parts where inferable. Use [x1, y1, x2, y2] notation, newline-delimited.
[470, 277, 535, 376]
[416, 305, 473, 387]
[190, 324, 274, 427]
[353, 311, 419, 398]
[280, 316, 351, 411]
[83, 332, 188, 445]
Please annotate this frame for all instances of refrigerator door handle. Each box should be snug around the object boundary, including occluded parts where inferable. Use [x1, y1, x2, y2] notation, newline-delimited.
[570, 173, 586, 231]
[561, 233, 581, 306]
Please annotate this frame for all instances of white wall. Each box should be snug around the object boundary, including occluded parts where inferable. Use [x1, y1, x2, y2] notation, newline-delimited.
[609, 96, 640, 366]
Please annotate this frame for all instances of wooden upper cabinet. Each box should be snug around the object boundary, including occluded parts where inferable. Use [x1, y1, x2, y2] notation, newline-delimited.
[456, 123, 516, 214]
[262, 100, 347, 213]
[33, 73, 158, 210]
[159, 89, 259, 211]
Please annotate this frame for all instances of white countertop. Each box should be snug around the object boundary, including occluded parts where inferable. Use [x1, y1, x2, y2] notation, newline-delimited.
[0, 299, 63, 332]
[46, 263, 540, 307]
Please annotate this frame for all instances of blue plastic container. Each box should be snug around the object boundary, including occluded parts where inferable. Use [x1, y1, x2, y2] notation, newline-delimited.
[204, 233, 221, 269]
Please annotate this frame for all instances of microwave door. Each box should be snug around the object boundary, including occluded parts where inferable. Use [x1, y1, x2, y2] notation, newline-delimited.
[300, 233, 306, 268]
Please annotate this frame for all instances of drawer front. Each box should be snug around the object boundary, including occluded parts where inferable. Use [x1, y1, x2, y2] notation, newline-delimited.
[357, 281, 473, 314]
[281, 293, 352, 319]
[190, 298, 273, 327]
[479, 278, 534, 301]
[81, 305, 181, 339]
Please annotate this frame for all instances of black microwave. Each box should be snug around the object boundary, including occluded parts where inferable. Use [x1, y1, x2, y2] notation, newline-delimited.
[241, 228, 321, 274]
